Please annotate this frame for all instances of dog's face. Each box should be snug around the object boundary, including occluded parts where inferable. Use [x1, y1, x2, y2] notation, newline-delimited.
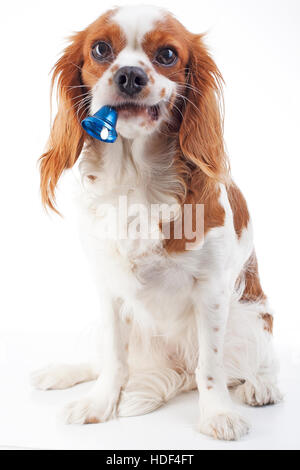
[80, 6, 189, 139]
[40, 5, 225, 211]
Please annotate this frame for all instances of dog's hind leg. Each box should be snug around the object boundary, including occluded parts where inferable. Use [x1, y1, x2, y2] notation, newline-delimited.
[225, 253, 283, 407]
[31, 363, 98, 390]
[118, 368, 196, 417]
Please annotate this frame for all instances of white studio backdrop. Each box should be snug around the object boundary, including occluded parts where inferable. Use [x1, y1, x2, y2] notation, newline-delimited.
[0, 0, 299, 450]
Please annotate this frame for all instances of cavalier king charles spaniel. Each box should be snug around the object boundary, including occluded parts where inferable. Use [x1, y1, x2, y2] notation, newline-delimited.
[32, 5, 282, 441]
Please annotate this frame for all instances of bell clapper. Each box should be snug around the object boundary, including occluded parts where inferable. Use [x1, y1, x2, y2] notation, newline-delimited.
[100, 127, 109, 141]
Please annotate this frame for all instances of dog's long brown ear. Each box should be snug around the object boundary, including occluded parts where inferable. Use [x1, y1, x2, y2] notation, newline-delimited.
[40, 31, 88, 212]
[179, 35, 229, 182]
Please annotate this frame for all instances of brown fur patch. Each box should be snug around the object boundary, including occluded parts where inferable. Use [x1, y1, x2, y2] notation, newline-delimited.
[239, 252, 267, 303]
[227, 182, 250, 238]
[261, 313, 273, 334]
[142, 15, 189, 84]
[237, 253, 272, 333]
[81, 14, 126, 88]
[164, 180, 225, 253]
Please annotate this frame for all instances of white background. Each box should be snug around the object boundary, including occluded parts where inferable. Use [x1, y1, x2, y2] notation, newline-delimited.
[0, 0, 300, 450]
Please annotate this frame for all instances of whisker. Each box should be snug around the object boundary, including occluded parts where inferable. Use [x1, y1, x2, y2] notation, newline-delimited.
[72, 94, 91, 110]
[64, 85, 89, 90]
[176, 83, 203, 97]
[175, 92, 201, 115]
[164, 97, 184, 121]
[76, 96, 91, 121]
[69, 92, 91, 102]
[69, 61, 100, 81]
[75, 97, 91, 114]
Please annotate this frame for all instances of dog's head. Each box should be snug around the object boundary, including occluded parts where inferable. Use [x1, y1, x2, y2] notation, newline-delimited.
[40, 5, 226, 211]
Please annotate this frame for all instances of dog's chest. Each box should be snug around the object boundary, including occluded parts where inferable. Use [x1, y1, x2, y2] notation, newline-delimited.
[78, 142, 210, 300]
[80, 180, 201, 298]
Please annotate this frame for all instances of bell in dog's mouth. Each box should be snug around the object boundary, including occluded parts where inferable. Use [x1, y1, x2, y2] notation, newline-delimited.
[113, 102, 161, 121]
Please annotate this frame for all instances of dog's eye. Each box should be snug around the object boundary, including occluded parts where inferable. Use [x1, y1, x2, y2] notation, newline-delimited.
[92, 41, 113, 61]
[155, 48, 178, 66]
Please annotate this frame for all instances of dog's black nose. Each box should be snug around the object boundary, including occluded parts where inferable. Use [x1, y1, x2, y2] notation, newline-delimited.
[114, 66, 149, 96]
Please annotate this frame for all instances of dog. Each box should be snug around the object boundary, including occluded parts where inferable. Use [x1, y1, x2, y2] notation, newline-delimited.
[32, 5, 282, 441]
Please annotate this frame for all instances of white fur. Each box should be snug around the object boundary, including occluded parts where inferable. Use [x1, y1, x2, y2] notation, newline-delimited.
[32, 5, 282, 440]
[112, 5, 164, 47]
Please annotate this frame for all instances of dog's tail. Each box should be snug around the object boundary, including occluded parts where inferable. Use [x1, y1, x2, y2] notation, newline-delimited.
[118, 368, 196, 417]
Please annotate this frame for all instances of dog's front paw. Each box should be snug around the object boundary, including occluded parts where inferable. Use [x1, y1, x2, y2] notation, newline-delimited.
[62, 393, 119, 425]
[235, 379, 283, 407]
[199, 411, 250, 441]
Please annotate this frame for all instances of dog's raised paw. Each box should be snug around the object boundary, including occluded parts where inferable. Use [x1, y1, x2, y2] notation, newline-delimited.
[199, 411, 250, 441]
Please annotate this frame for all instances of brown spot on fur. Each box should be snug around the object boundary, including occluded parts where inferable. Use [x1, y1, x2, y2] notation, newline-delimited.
[207, 386, 213, 390]
[110, 64, 119, 74]
[125, 344, 129, 352]
[160, 88, 166, 98]
[86, 417, 100, 424]
[125, 318, 131, 325]
[108, 77, 113, 85]
[139, 60, 145, 66]
[208, 377, 214, 381]
[149, 75, 155, 84]
[214, 327, 220, 332]
[141, 87, 150, 98]
[214, 348, 218, 354]
[227, 183, 250, 239]
[261, 313, 273, 334]
[87, 175, 97, 181]
[213, 304, 220, 310]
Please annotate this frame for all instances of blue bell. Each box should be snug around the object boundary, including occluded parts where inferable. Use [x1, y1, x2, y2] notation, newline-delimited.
[81, 106, 118, 143]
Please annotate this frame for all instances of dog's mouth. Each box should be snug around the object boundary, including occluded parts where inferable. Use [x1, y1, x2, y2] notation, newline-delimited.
[113, 102, 161, 121]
